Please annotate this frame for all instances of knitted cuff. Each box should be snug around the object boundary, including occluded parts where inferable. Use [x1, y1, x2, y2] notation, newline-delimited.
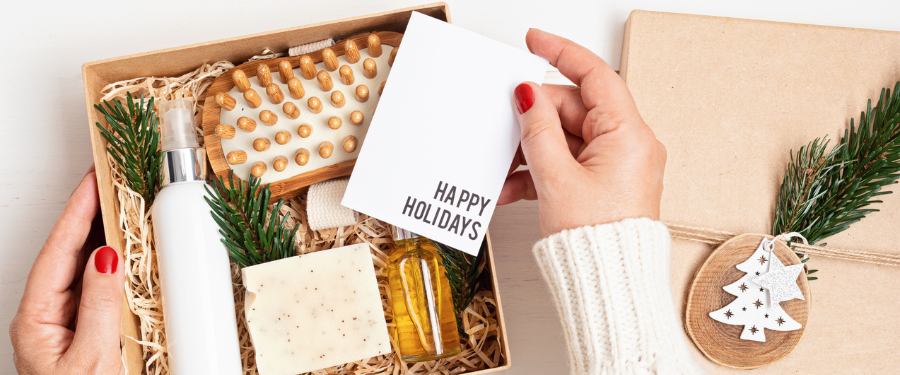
[306, 178, 358, 231]
[532, 218, 704, 375]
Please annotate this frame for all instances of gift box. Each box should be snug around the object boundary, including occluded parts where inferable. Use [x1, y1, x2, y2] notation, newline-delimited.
[82, 3, 511, 374]
[622, 10, 900, 373]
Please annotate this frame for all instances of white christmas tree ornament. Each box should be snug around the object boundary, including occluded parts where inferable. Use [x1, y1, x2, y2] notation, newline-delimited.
[709, 238, 804, 342]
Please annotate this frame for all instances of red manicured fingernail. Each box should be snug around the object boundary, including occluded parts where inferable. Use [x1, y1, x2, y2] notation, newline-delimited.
[514, 83, 535, 114]
[94, 246, 118, 274]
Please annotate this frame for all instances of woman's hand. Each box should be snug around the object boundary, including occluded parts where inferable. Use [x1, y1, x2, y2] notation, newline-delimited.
[499, 29, 666, 237]
[9, 166, 126, 375]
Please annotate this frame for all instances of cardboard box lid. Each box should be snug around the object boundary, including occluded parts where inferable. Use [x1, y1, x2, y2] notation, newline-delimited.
[622, 10, 900, 373]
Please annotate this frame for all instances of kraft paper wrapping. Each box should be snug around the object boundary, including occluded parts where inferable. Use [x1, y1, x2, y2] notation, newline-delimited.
[621, 11, 900, 373]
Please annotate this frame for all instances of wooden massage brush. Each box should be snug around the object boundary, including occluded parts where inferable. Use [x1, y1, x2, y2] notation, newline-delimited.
[203, 32, 401, 200]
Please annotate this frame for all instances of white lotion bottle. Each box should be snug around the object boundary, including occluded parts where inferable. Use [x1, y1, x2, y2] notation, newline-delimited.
[151, 99, 242, 375]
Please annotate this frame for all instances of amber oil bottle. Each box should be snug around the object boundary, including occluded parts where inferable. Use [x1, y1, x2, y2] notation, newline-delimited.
[386, 226, 461, 362]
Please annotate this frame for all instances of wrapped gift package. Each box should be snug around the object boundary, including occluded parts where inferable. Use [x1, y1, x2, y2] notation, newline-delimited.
[81, 3, 511, 374]
[622, 10, 900, 373]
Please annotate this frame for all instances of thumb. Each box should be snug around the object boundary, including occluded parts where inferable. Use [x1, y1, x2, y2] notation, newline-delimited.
[68, 246, 124, 362]
[513, 82, 576, 182]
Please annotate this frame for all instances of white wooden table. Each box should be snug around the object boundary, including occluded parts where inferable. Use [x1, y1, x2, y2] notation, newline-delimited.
[3, 1, 900, 373]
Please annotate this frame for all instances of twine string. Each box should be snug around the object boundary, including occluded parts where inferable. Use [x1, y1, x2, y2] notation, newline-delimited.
[772, 232, 808, 246]
[665, 222, 900, 267]
[762, 232, 808, 253]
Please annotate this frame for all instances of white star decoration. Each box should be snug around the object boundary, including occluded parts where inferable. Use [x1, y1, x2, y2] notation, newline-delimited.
[752, 254, 805, 308]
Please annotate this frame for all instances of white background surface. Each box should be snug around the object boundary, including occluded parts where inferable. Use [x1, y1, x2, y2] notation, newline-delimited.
[2, 1, 900, 373]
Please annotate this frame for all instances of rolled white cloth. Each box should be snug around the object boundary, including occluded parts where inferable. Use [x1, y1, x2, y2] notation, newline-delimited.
[306, 178, 357, 231]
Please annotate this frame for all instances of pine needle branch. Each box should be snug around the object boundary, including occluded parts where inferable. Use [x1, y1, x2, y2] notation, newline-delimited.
[94, 93, 163, 204]
[774, 82, 900, 279]
[204, 172, 299, 268]
[434, 240, 487, 339]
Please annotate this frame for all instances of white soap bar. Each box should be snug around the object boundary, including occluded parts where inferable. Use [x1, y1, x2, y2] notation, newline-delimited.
[242, 244, 391, 375]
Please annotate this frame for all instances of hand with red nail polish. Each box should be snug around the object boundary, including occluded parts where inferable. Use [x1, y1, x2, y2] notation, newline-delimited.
[502, 29, 667, 237]
[10, 166, 126, 375]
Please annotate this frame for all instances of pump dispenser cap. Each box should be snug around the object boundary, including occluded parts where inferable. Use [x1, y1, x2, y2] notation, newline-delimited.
[389, 225, 422, 241]
[159, 99, 205, 186]
[159, 99, 199, 151]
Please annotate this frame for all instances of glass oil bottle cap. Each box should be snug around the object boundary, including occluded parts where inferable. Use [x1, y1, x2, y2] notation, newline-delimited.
[389, 224, 422, 241]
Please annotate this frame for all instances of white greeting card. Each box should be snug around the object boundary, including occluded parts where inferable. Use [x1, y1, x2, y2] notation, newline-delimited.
[342, 12, 548, 255]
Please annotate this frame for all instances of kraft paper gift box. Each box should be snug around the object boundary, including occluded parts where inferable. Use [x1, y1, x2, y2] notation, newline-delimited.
[621, 10, 900, 374]
[82, 4, 511, 374]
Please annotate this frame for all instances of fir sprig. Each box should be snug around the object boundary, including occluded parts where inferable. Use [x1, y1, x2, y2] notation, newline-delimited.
[774, 82, 900, 279]
[94, 93, 163, 203]
[435, 240, 487, 339]
[205, 172, 299, 268]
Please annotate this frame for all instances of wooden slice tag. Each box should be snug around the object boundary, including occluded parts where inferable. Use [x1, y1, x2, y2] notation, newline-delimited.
[685, 233, 811, 369]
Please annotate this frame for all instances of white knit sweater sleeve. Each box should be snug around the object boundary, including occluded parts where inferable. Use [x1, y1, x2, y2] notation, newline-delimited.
[532, 218, 705, 375]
